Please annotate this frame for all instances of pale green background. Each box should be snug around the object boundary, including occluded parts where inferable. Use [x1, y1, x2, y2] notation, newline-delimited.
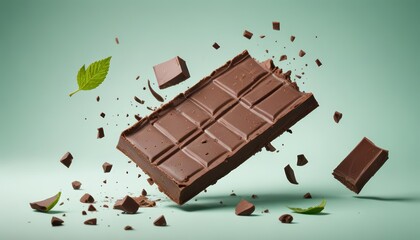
[1, 0, 419, 239]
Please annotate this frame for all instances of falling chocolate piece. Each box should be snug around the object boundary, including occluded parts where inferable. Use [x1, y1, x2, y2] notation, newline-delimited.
[265, 143, 276, 152]
[103, 204, 109, 208]
[141, 189, 147, 196]
[132, 195, 156, 207]
[82, 210, 87, 215]
[251, 194, 258, 199]
[284, 164, 298, 184]
[51, 217, 64, 227]
[297, 154, 308, 166]
[243, 30, 253, 39]
[97, 127, 105, 139]
[147, 80, 164, 102]
[334, 111, 343, 123]
[113, 196, 139, 214]
[96, 96, 100, 102]
[279, 55, 287, 61]
[88, 204, 97, 212]
[80, 193, 95, 203]
[124, 225, 133, 230]
[59, 202, 64, 206]
[134, 114, 142, 121]
[212, 42, 220, 49]
[235, 200, 255, 216]
[102, 162, 113, 173]
[315, 59, 322, 67]
[299, 50, 306, 57]
[153, 215, 167, 226]
[286, 129, 293, 134]
[272, 21, 280, 30]
[295, 75, 302, 79]
[60, 152, 73, 168]
[100, 112, 105, 118]
[290, 35, 295, 42]
[303, 192, 312, 199]
[84, 218, 97, 225]
[263, 209, 269, 213]
[115, 37, 119, 44]
[147, 178, 154, 185]
[153, 57, 190, 89]
[134, 96, 145, 104]
[279, 214, 293, 223]
[136, 76, 140, 80]
[260, 35, 266, 38]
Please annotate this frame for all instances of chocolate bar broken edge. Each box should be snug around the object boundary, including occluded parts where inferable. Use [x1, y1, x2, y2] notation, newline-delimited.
[117, 50, 318, 205]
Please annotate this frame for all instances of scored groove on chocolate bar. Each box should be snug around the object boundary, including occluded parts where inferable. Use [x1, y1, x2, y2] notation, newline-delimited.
[118, 50, 318, 204]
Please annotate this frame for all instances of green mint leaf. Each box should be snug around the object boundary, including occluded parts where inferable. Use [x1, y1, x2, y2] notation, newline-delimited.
[288, 199, 326, 214]
[69, 56, 111, 97]
[45, 191, 61, 212]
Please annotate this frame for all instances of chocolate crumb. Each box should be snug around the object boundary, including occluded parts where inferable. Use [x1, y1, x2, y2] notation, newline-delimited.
[297, 154, 308, 166]
[51, 217, 64, 227]
[299, 50, 306, 57]
[115, 37, 119, 44]
[82, 210, 87, 215]
[334, 111, 343, 123]
[84, 218, 97, 225]
[88, 204, 97, 212]
[279, 214, 293, 223]
[141, 189, 147, 196]
[60, 152, 73, 168]
[147, 178, 154, 185]
[153, 215, 167, 226]
[72, 181, 81, 190]
[59, 202, 64, 206]
[279, 55, 287, 61]
[265, 143, 276, 152]
[263, 209, 270, 213]
[243, 30, 253, 39]
[136, 76, 140, 80]
[100, 112, 105, 118]
[96, 96, 100, 102]
[260, 35, 266, 39]
[97, 127, 105, 139]
[102, 162, 113, 173]
[134, 114, 142, 121]
[290, 35, 295, 42]
[304, 192, 312, 199]
[272, 21, 280, 30]
[80, 193, 95, 203]
[251, 194, 258, 199]
[124, 225, 133, 230]
[315, 59, 322, 67]
[134, 96, 145, 104]
[212, 42, 220, 49]
[284, 164, 299, 184]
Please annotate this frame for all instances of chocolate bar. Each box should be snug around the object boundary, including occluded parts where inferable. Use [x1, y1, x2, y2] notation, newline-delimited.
[117, 50, 318, 204]
[333, 137, 389, 194]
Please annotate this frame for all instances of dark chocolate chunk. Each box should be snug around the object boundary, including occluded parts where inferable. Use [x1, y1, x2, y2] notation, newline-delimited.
[51, 217, 64, 227]
[153, 215, 167, 226]
[153, 57, 190, 89]
[88, 204, 97, 212]
[136, 76, 140, 80]
[260, 35, 266, 39]
[103, 204, 109, 208]
[303, 192, 312, 199]
[124, 225, 133, 230]
[279, 55, 287, 61]
[113, 196, 139, 214]
[72, 180, 81, 190]
[235, 200, 255, 216]
[315, 59, 322, 67]
[141, 189, 147, 196]
[103, 179, 107, 184]
[263, 209, 269, 213]
[84, 218, 97, 225]
[59, 202, 64, 206]
[290, 35, 295, 42]
[212, 42, 220, 50]
[134, 114, 142, 121]
[100, 112, 105, 118]
[286, 129, 293, 134]
[147, 178, 154, 185]
[60, 152, 73, 168]
[284, 164, 299, 184]
[279, 214, 293, 223]
[102, 162, 113, 173]
[272, 21, 280, 30]
[148, 80, 164, 102]
[115, 37, 119, 44]
[265, 143, 276, 152]
[96, 96, 100, 102]
[299, 50, 306, 57]
[29, 192, 60, 212]
[80, 193, 95, 203]
[333, 137, 389, 194]
[333, 111, 343, 123]
[82, 210, 87, 215]
[251, 194, 258, 199]
[297, 154, 308, 166]
[134, 96, 145, 104]
[97, 127, 105, 139]
[243, 30, 253, 39]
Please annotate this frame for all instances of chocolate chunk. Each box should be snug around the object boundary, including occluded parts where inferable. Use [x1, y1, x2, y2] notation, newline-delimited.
[333, 111, 343, 123]
[84, 218, 97, 225]
[279, 55, 287, 61]
[297, 154, 308, 166]
[115, 37, 119, 44]
[333, 137, 389, 194]
[72, 181, 81, 190]
[132, 195, 156, 207]
[299, 50, 306, 57]
[315, 59, 322, 67]
[97, 127, 105, 139]
[284, 164, 298, 184]
[88, 204, 97, 211]
[100, 112, 105, 118]
[251, 194, 258, 199]
[29, 192, 61, 212]
[153, 215, 167, 226]
[51, 217, 64, 227]
[212, 42, 220, 49]
[265, 143, 276, 152]
[103, 179, 107, 184]
[260, 35, 266, 39]
[290, 35, 295, 42]
[147, 178, 154, 185]
[303, 192, 312, 199]
[113, 196, 139, 214]
[148, 80, 164, 102]
[136, 76, 140, 80]
[153, 56, 190, 89]
[102, 162, 113, 173]
[286, 129, 293, 134]
[263, 209, 269, 213]
[279, 214, 293, 223]
[137, 174, 141, 178]
[141, 189, 147, 196]
[96, 96, 100, 102]
[59, 202, 64, 206]
[272, 21, 280, 30]
[80, 193, 95, 203]
[124, 225, 133, 230]
[60, 152, 73, 168]
[243, 30, 253, 39]
[82, 210, 87, 215]
[235, 200, 255, 216]
[134, 96, 145, 104]
[134, 114, 142, 121]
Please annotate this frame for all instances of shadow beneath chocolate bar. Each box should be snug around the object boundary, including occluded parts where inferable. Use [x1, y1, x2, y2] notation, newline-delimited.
[353, 196, 420, 202]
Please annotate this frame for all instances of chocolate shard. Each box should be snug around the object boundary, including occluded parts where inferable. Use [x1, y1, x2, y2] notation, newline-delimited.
[279, 55, 287, 61]
[265, 143, 276, 152]
[212, 42, 220, 50]
[147, 178, 154, 186]
[260, 35, 266, 39]
[235, 200, 255, 216]
[102, 162, 113, 173]
[134, 96, 145, 105]
[88, 204, 97, 212]
[290, 35, 295, 42]
[272, 21, 280, 30]
[84, 218, 97, 225]
[124, 225, 133, 230]
[153, 56, 190, 89]
[284, 164, 299, 184]
[333, 137, 389, 194]
[115, 37, 119, 44]
[96, 96, 100, 102]
[299, 50, 306, 57]
[153, 215, 167, 226]
[148, 80, 164, 102]
[117, 50, 318, 205]
[243, 30, 253, 39]
[51, 217, 64, 227]
[97, 127, 105, 139]
[82, 210, 87, 215]
[60, 152, 73, 168]
[100, 112, 105, 118]
[141, 189, 147, 196]
[279, 214, 293, 223]
[134, 114, 142, 121]
[113, 196, 139, 214]
[303, 192, 312, 199]
[80, 193, 95, 203]
[315, 59, 322, 67]
[333, 111, 343, 123]
[132, 195, 156, 207]
[30, 192, 61, 212]
[297, 154, 308, 166]
[136, 76, 140, 80]
[72, 181, 81, 190]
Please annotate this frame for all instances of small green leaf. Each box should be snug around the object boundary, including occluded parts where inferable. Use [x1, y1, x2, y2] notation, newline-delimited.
[69, 56, 111, 97]
[288, 199, 326, 214]
[45, 191, 61, 212]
